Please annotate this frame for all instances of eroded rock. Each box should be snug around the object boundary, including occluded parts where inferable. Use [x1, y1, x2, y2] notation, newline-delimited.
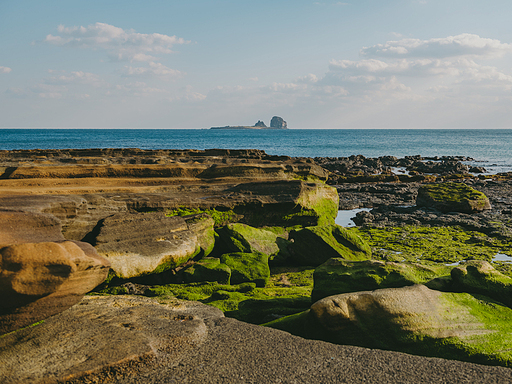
[416, 182, 491, 213]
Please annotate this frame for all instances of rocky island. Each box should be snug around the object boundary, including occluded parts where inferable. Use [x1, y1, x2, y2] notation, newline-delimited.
[2, 148, 512, 383]
[211, 115, 288, 130]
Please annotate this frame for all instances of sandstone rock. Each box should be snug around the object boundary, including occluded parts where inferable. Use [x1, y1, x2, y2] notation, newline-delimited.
[312, 258, 451, 302]
[288, 225, 371, 266]
[0, 210, 65, 246]
[0, 295, 223, 383]
[182, 257, 231, 284]
[0, 240, 110, 335]
[416, 182, 491, 213]
[215, 223, 286, 256]
[220, 252, 270, 287]
[270, 116, 287, 129]
[451, 260, 512, 307]
[267, 284, 512, 365]
[94, 212, 215, 279]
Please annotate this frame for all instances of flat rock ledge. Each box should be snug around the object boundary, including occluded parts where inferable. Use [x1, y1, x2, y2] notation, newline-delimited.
[1, 295, 511, 384]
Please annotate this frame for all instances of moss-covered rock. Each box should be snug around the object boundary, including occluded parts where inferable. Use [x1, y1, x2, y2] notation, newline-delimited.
[288, 225, 371, 266]
[266, 284, 512, 367]
[182, 257, 231, 284]
[311, 258, 451, 302]
[451, 260, 512, 307]
[183, 213, 216, 257]
[220, 252, 270, 287]
[416, 182, 491, 213]
[215, 223, 287, 256]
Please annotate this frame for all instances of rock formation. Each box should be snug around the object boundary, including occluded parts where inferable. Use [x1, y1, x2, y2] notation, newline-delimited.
[270, 116, 287, 129]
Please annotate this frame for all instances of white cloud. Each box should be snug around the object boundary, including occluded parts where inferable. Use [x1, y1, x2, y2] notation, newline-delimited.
[0, 66, 12, 74]
[123, 61, 184, 79]
[361, 33, 512, 59]
[44, 22, 189, 63]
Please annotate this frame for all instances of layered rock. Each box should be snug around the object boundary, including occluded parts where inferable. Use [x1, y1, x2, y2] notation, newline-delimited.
[94, 212, 215, 279]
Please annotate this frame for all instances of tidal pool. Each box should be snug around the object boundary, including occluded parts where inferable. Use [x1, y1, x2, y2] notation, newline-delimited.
[335, 208, 372, 227]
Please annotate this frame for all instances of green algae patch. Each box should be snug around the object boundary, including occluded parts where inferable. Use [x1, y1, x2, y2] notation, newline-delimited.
[182, 257, 231, 284]
[452, 260, 512, 308]
[355, 226, 512, 266]
[416, 182, 491, 213]
[215, 223, 287, 256]
[289, 225, 371, 266]
[266, 286, 512, 367]
[312, 258, 452, 302]
[220, 252, 270, 287]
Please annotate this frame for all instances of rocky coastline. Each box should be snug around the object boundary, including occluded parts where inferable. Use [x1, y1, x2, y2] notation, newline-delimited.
[2, 148, 512, 383]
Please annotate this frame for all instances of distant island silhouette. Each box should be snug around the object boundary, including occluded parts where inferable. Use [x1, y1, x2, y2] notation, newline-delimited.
[211, 116, 287, 130]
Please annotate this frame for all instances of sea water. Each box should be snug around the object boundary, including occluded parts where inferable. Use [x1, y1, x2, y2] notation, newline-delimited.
[1, 128, 512, 173]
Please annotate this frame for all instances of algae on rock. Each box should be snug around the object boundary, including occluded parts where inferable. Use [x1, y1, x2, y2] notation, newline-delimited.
[289, 225, 371, 266]
[220, 252, 270, 287]
[416, 182, 491, 213]
[312, 258, 451, 302]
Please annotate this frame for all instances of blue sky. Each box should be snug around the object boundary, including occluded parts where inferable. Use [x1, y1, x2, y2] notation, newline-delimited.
[1, 0, 512, 128]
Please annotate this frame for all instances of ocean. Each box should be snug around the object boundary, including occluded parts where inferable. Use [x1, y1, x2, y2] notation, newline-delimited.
[1, 128, 512, 173]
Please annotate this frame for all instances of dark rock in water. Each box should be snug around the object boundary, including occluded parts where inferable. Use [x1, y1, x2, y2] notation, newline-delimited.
[416, 182, 491, 213]
[0, 240, 110, 335]
[270, 116, 287, 129]
[254, 120, 267, 127]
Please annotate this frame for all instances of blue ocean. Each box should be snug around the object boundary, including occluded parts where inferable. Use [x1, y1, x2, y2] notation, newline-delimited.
[1, 128, 512, 173]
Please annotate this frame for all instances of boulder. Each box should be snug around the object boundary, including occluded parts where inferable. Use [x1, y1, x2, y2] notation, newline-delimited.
[220, 252, 270, 287]
[0, 295, 223, 383]
[416, 182, 491, 213]
[288, 225, 371, 266]
[0, 240, 110, 335]
[267, 285, 512, 366]
[183, 213, 215, 257]
[215, 223, 286, 256]
[94, 212, 215, 279]
[270, 116, 287, 129]
[312, 258, 451, 302]
[182, 257, 231, 284]
[451, 260, 512, 307]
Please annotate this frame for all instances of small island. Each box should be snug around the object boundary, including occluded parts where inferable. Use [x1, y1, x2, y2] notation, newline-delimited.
[211, 116, 287, 130]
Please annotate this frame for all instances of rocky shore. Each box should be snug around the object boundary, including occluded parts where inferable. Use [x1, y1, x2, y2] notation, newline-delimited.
[2, 148, 512, 383]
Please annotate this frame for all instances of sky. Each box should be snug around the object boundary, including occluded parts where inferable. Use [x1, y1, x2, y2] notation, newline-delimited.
[1, 0, 512, 129]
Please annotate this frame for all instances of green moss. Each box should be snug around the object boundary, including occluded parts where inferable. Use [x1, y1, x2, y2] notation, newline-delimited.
[417, 183, 491, 213]
[215, 223, 285, 256]
[182, 257, 231, 284]
[355, 226, 512, 266]
[220, 252, 270, 287]
[312, 259, 452, 302]
[289, 225, 371, 266]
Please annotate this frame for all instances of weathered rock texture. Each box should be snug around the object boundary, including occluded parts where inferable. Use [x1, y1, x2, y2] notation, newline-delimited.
[0, 240, 110, 335]
[270, 116, 287, 129]
[0, 295, 223, 383]
[94, 212, 214, 279]
[2, 295, 510, 384]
